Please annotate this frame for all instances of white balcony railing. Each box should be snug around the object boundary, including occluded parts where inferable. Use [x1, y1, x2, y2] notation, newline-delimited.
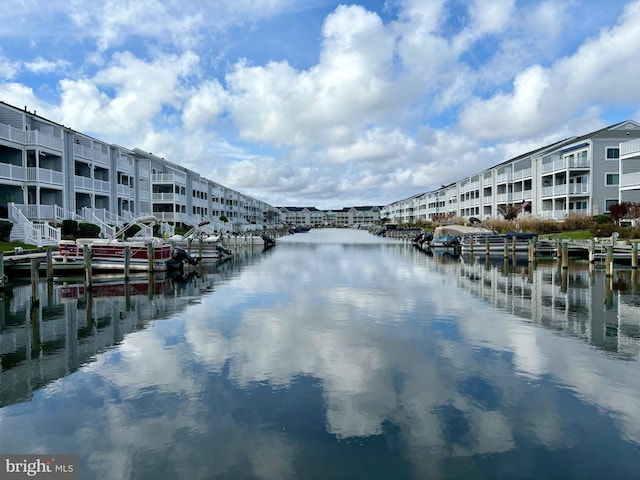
[621, 139, 640, 157]
[0, 123, 27, 143]
[568, 183, 589, 194]
[73, 143, 110, 166]
[0, 163, 26, 181]
[26, 167, 64, 185]
[621, 172, 640, 189]
[152, 193, 187, 203]
[25, 130, 64, 151]
[152, 173, 187, 186]
[117, 184, 135, 197]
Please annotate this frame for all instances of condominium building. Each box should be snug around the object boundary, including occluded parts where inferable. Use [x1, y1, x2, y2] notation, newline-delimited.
[383, 121, 640, 224]
[0, 101, 280, 245]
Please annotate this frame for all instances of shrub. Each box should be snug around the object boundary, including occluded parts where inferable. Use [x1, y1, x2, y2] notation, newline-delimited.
[61, 219, 79, 237]
[0, 220, 13, 241]
[78, 222, 101, 238]
[590, 222, 616, 238]
[562, 213, 593, 231]
[592, 214, 613, 225]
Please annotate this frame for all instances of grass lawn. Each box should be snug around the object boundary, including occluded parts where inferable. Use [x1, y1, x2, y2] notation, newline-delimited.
[0, 241, 38, 253]
[541, 230, 593, 240]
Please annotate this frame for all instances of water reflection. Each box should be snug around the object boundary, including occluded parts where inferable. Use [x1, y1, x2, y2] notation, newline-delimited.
[1, 230, 639, 479]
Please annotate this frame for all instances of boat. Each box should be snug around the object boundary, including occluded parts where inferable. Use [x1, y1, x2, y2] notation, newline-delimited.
[168, 220, 233, 262]
[54, 216, 173, 273]
[291, 226, 312, 233]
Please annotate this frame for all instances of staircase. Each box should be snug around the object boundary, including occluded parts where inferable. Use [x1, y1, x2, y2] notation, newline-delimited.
[8, 203, 60, 247]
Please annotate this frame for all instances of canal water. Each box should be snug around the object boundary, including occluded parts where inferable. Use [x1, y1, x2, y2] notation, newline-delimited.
[1, 228, 639, 479]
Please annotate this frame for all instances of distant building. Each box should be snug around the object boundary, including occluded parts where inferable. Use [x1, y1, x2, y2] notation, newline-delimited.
[383, 121, 640, 224]
[0, 100, 280, 245]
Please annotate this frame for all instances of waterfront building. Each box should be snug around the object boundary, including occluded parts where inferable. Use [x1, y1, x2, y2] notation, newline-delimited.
[382, 120, 640, 224]
[0, 101, 279, 245]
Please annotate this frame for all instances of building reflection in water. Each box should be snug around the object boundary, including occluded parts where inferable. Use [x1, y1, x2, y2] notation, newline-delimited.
[446, 253, 640, 359]
[0, 262, 240, 408]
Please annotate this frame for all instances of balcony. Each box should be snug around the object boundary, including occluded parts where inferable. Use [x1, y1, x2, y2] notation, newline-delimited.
[621, 139, 640, 158]
[542, 185, 568, 197]
[568, 183, 589, 195]
[117, 184, 135, 197]
[0, 162, 26, 181]
[73, 143, 110, 167]
[621, 172, 640, 190]
[513, 168, 531, 180]
[26, 167, 64, 186]
[0, 123, 27, 144]
[152, 173, 187, 186]
[26, 130, 63, 151]
[152, 192, 187, 203]
[496, 193, 513, 203]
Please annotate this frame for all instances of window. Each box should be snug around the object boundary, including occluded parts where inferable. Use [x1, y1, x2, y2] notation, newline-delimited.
[605, 173, 619, 185]
[606, 147, 620, 159]
[605, 199, 618, 212]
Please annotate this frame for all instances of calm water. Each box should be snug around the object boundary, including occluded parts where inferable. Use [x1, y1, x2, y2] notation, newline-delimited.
[1, 228, 640, 479]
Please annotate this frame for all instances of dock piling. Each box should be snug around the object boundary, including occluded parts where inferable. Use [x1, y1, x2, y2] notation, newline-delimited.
[561, 242, 569, 269]
[83, 245, 93, 288]
[632, 241, 638, 269]
[605, 245, 613, 277]
[30, 258, 40, 304]
[124, 246, 131, 280]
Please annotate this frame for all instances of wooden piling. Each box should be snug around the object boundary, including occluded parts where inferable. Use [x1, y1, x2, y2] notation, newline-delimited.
[30, 258, 40, 305]
[561, 242, 569, 269]
[124, 245, 131, 280]
[511, 236, 516, 254]
[556, 239, 562, 259]
[528, 238, 535, 263]
[632, 241, 638, 269]
[589, 239, 595, 263]
[46, 247, 53, 279]
[485, 236, 490, 256]
[147, 243, 154, 272]
[198, 239, 203, 259]
[503, 237, 509, 258]
[83, 245, 93, 288]
[605, 245, 613, 277]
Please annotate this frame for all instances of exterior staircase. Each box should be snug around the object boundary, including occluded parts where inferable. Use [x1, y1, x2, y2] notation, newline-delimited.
[8, 203, 60, 247]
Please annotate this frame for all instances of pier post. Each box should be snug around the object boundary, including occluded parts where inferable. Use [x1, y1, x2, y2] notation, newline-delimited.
[528, 239, 535, 264]
[46, 247, 53, 279]
[556, 239, 562, 259]
[83, 245, 93, 289]
[147, 243, 154, 272]
[198, 239, 203, 259]
[469, 236, 474, 254]
[30, 258, 40, 305]
[511, 236, 516, 254]
[561, 242, 569, 269]
[632, 241, 638, 269]
[503, 238, 509, 258]
[561, 267, 568, 293]
[124, 246, 131, 280]
[589, 239, 595, 263]
[605, 245, 613, 277]
[485, 236, 490, 255]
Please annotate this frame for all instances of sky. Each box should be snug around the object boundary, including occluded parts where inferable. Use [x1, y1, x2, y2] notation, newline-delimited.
[2, 0, 640, 209]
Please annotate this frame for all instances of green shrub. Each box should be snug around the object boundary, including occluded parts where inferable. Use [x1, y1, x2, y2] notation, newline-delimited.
[0, 220, 13, 242]
[78, 222, 101, 238]
[590, 222, 616, 238]
[617, 227, 640, 239]
[592, 214, 613, 225]
[61, 219, 79, 237]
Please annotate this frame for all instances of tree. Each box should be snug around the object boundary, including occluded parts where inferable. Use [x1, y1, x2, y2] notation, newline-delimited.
[608, 202, 631, 226]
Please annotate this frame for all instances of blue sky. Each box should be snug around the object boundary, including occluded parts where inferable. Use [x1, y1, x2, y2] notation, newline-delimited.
[2, 0, 640, 209]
